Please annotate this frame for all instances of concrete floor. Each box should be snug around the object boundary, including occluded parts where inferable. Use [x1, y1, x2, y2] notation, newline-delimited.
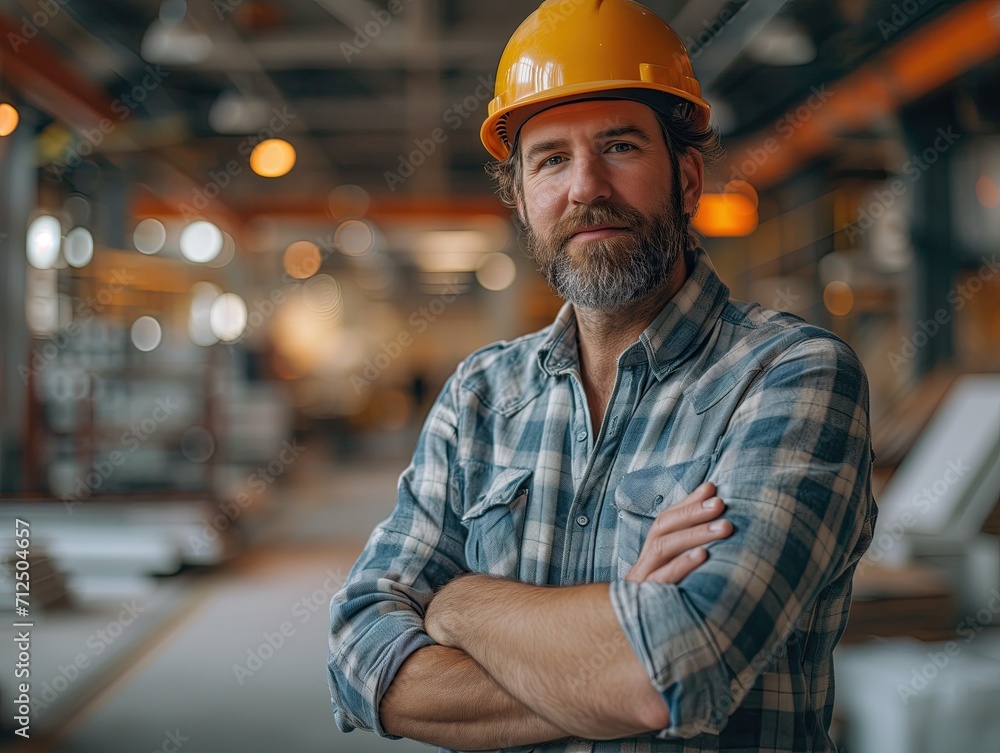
[4, 444, 439, 753]
[4, 435, 999, 753]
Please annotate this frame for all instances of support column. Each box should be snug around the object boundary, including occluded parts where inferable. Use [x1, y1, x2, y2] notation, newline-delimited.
[0, 105, 37, 492]
[901, 91, 959, 377]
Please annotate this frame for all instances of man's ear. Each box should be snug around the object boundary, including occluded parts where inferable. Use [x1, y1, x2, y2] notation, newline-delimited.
[515, 195, 528, 227]
[678, 149, 704, 217]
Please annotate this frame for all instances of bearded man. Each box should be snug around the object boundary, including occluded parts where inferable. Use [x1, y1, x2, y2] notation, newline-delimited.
[328, 2, 877, 751]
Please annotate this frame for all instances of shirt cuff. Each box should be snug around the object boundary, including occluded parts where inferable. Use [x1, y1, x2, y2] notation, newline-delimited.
[609, 580, 733, 739]
[368, 627, 438, 739]
[329, 613, 437, 739]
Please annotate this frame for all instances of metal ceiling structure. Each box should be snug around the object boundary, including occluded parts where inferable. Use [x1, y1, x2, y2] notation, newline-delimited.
[0, 0, 977, 206]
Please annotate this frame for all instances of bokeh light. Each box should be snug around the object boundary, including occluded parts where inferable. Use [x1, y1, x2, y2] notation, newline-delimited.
[134, 219, 167, 255]
[210, 293, 248, 342]
[180, 426, 216, 463]
[0, 103, 18, 137]
[131, 316, 163, 352]
[823, 281, 855, 317]
[180, 221, 223, 263]
[207, 231, 237, 268]
[209, 91, 270, 134]
[26, 215, 62, 270]
[64, 227, 95, 268]
[302, 274, 343, 323]
[189, 282, 222, 346]
[283, 241, 322, 279]
[476, 252, 517, 291]
[327, 184, 371, 219]
[691, 193, 758, 236]
[250, 139, 296, 177]
[335, 220, 374, 257]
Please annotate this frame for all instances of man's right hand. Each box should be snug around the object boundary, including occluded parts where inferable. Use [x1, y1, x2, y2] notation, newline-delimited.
[624, 481, 732, 584]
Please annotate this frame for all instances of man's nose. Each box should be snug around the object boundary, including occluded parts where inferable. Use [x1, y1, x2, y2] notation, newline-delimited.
[567, 154, 612, 206]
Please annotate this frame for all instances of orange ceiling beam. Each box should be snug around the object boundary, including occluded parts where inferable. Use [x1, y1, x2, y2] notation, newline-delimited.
[0, 13, 118, 128]
[720, 0, 1000, 190]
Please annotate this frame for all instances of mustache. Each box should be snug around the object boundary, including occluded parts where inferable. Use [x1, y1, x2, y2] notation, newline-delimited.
[554, 202, 646, 246]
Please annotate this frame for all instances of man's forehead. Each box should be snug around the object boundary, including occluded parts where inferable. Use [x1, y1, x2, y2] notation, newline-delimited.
[518, 99, 658, 144]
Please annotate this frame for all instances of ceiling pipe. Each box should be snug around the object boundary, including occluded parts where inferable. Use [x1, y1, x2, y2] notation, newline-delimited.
[718, 0, 1000, 191]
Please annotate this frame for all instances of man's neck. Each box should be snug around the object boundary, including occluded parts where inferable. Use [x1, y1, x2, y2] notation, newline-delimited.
[573, 254, 689, 433]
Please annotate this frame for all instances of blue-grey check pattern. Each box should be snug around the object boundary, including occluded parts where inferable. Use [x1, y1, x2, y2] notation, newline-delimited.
[328, 245, 878, 752]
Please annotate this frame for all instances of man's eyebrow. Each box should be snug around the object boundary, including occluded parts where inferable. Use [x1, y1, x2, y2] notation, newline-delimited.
[596, 125, 653, 143]
[523, 124, 654, 164]
[524, 138, 569, 165]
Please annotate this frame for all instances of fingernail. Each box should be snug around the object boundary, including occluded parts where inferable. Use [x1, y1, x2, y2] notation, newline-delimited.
[702, 497, 720, 509]
[688, 548, 705, 559]
[709, 520, 727, 532]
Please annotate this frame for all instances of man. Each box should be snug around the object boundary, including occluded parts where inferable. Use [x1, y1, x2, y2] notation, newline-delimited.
[328, 1, 877, 751]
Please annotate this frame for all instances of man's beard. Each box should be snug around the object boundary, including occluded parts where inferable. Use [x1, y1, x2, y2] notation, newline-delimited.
[522, 177, 689, 311]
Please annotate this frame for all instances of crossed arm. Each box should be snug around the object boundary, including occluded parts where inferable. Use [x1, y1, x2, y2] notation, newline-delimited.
[335, 337, 875, 750]
[380, 483, 732, 749]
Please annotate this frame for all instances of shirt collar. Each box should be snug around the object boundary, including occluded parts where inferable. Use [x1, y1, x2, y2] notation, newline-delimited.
[536, 246, 730, 380]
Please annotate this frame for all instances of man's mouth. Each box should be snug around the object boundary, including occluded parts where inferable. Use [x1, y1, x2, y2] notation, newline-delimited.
[567, 225, 629, 242]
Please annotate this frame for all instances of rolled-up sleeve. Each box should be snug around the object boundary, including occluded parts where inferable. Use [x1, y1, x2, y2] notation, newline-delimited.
[327, 373, 468, 738]
[609, 336, 877, 738]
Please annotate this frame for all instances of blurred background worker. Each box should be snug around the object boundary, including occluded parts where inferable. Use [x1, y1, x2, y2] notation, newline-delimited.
[0, 0, 998, 752]
[329, 2, 875, 750]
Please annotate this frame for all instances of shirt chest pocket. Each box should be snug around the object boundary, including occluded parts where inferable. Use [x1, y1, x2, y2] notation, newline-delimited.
[460, 467, 533, 578]
[612, 454, 713, 579]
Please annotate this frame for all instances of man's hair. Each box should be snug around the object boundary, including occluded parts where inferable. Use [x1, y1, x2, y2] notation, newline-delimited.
[485, 98, 726, 218]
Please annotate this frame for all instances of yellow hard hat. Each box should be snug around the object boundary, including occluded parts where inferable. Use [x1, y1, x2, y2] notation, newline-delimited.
[481, 0, 711, 160]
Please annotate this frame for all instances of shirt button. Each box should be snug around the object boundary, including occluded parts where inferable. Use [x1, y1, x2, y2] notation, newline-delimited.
[576, 430, 587, 442]
[654, 495, 664, 505]
[576, 514, 589, 527]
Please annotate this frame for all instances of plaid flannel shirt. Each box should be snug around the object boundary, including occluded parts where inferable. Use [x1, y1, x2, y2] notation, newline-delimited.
[328, 245, 878, 752]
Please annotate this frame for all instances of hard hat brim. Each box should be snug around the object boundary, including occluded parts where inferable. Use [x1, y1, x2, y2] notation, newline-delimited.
[481, 82, 711, 161]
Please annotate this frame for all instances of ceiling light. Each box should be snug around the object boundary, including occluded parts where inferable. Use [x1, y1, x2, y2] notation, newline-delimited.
[134, 218, 167, 255]
[64, 228, 95, 268]
[250, 139, 296, 177]
[210, 293, 248, 342]
[746, 18, 816, 66]
[141, 2, 212, 65]
[0, 103, 19, 137]
[180, 221, 223, 263]
[131, 316, 163, 352]
[26, 215, 62, 270]
[209, 91, 272, 134]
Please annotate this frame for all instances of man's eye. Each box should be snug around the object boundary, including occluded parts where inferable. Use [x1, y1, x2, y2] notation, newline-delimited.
[610, 143, 635, 153]
[541, 155, 565, 167]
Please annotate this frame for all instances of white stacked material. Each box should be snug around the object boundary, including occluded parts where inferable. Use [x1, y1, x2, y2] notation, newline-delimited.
[865, 374, 1000, 614]
[0, 499, 235, 605]
[835, 632, 1000, 753]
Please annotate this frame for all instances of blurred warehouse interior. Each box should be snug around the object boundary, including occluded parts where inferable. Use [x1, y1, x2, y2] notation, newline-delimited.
[0, 0, 998, 751]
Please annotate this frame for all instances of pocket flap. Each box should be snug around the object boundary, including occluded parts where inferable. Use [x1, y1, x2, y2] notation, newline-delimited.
[461, 467, 533, 522]
[614, 455, 713, 517]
